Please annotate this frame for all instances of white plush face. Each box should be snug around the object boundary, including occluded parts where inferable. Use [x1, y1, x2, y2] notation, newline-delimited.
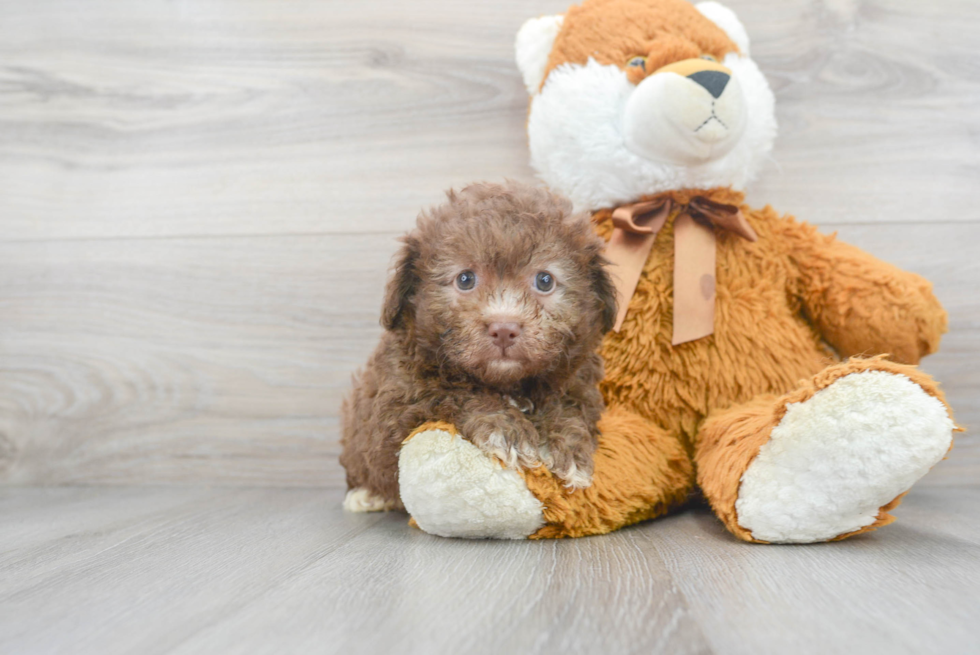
[624, 57, 747, 165]
[515, 2, 777, 211]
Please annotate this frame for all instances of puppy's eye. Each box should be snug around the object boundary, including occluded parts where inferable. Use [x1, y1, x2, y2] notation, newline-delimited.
[455, 270, 477, 291]
[626, 56, 647, 70]
[533, 271, 556, 294]
[700, 54, 718, 62]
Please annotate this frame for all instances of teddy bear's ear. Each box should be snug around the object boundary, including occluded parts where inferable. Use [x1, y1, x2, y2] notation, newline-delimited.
[515, 14, 564, 95]
[695, 2, 750, 56]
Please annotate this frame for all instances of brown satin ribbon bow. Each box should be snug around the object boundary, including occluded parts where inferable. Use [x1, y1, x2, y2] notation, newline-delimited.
[605, 195, 758, 345]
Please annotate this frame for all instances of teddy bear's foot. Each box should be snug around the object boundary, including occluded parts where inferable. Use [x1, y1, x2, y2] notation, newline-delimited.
[700, 359, 955, 544]
[399, 410, 694, 540]
[398, 423, 546, 539]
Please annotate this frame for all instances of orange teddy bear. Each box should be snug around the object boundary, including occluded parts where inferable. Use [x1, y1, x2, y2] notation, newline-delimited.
[363, 0, 957, 543]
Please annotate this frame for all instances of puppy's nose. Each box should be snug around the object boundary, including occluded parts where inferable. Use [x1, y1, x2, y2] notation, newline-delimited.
[687, 70, 730, 98]
[488, 321, 522, 349]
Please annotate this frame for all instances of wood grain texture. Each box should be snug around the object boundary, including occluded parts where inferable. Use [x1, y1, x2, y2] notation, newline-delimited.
[644, 486, 980, 655]
[0, 0, 550, 240]
[2, 486, 979, 654]
[0, 0, 978, 241]
[0, 487, 385, 654]
[0, 234, 394, 486]
[0, 224, 976, 485]
[0, 0, 978, 487]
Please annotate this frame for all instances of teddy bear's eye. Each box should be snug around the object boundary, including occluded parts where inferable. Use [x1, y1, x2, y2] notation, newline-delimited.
[455, 270, 477, 291]
[700, 54, 718, 62]
[626, 56, 647, 70]
[533, 271, 556, 294]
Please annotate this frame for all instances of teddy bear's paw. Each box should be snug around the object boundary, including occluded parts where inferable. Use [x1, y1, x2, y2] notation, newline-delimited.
[398, 426, 545, 539]
[343, 488, 397, 513]
[735, 370, 954, 543]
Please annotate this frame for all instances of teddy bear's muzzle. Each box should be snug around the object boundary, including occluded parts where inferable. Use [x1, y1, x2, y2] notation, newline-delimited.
[623, 57, 747, 166]
[687, 69, 731, 98]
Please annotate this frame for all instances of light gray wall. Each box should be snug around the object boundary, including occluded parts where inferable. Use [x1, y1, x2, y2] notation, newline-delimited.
[0, 0, 976, 486]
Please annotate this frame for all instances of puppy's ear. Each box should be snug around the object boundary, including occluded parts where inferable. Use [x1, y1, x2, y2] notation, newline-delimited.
[591, 254, 618, 334]
[381, 235, 420, 331]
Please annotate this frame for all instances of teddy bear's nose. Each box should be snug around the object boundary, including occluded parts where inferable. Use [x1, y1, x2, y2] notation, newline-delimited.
[687, 70, 730, 99]
[488, 321, 522, 349]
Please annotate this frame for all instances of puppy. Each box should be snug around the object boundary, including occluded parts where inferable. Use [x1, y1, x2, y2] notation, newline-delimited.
[340, 181, 616, 512]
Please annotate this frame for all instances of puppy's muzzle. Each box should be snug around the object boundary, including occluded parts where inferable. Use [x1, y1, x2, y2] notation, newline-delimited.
[488, 321, 522, 350]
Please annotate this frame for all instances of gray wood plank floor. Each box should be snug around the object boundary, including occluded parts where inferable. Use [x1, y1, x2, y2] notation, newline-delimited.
[2, 486, 979, 655]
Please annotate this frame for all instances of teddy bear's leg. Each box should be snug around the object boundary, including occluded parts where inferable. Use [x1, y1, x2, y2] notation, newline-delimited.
[695, 358, 956, 544]
[526, 407, 693, 538]
[398, 409, 693, 539]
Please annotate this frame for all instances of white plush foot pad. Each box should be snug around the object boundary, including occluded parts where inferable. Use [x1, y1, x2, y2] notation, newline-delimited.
[343, 488, 395, 513]
[736, 371, 954, 543]
[398, 428, 545, 539]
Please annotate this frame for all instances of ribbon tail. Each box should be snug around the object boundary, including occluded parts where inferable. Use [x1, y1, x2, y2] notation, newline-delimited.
[605, 228, 659, 332]
[672, 213, 717, 345]
[689, 198, 758, 242]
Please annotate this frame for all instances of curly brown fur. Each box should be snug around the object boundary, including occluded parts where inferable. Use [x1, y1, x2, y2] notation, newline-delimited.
[340, 181, 617, 509]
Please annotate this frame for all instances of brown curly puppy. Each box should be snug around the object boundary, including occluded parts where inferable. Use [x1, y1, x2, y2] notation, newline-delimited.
[340, 181, 617, 512]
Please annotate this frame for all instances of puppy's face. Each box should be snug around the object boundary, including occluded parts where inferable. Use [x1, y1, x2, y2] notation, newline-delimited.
[383, 183, 615, 388]
[426, 236, 596, 387]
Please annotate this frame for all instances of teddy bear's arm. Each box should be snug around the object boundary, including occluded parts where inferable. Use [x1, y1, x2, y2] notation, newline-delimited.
[778, 217, 947, 365]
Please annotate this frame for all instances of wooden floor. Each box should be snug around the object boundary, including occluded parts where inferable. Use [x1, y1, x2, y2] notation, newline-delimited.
[1, 485, 979, 655]
[1, 0, 979, 652]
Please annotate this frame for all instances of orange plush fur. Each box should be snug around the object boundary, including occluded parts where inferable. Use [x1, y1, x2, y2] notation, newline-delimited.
[544, 0, 738, 86]
[495, 0, 953, 541]
[510, 186, 949, 540]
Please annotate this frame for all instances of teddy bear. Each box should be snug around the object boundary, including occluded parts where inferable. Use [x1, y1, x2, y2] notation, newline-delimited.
[386, 0, 957, 543]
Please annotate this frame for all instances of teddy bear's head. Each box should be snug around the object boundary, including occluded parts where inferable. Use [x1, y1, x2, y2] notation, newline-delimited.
[515, 0, 776, 210]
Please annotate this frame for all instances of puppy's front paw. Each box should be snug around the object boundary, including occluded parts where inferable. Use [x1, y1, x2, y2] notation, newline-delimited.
[543, 433, 596, 490]
[557, 462, 593, 490]
[548, 456, 594, 490]
[482, 430, 541, 469]
[465, 415, 541, 469]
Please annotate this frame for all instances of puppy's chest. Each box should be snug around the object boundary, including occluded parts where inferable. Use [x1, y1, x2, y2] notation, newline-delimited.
[503, 394, 535, 416]
[502, 392, 558, 433]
